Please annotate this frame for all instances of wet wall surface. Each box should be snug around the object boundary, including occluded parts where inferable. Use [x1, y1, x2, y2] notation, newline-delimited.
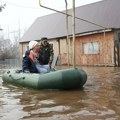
[0, 66, 120, 120]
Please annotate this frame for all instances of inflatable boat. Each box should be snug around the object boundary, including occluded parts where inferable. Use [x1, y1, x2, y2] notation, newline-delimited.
[2, 68, 87, 90]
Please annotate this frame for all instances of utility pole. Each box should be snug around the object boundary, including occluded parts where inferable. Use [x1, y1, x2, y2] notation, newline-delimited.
[72, 0, 76, 68]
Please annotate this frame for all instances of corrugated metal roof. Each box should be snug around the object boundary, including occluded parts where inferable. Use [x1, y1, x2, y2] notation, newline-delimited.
[20, 0, 120, 42]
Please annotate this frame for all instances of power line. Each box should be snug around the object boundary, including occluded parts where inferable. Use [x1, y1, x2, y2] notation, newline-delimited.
[4, 1, 40, 9]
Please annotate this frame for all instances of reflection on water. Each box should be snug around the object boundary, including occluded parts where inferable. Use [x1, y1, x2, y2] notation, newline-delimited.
[0, 67, 120, 120]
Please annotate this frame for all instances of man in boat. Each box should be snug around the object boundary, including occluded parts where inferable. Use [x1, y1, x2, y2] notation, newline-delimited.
[39, 37, 54, 69]
[22, 40, 50, 73]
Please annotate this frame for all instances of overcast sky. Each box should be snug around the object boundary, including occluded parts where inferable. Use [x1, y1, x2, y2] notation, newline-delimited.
[0, 0, 102, 34]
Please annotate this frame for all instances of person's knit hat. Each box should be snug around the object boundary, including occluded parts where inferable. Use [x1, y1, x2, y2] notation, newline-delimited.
[29, 40, 39, 50]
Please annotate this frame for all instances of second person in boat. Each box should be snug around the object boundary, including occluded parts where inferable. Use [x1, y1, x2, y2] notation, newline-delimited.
[39, 37, 54, 69]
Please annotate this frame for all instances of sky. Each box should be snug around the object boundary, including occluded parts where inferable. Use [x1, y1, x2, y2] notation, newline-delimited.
[0, 0, 102, 38]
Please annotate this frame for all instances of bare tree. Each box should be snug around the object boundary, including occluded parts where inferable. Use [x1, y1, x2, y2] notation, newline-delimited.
[0, 35, 20, 60]
[0, 2, 5, 12]
[0, 2, 6, 30]
[0, 37, 12, 59]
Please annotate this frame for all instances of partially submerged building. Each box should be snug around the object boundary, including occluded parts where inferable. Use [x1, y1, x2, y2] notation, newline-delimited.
[20, 0, 120, 66]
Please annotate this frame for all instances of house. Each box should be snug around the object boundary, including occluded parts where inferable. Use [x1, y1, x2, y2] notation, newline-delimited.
[20, 0, 120, 66]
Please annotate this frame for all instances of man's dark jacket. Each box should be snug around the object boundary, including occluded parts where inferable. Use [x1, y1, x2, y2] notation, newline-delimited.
[39, 43, 54, 65]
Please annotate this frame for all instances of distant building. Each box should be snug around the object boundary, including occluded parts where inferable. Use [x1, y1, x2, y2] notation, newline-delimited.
[20, 0, 120, 66]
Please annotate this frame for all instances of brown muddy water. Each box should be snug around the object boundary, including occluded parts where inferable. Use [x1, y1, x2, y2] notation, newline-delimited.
[0, 66, 120, 120]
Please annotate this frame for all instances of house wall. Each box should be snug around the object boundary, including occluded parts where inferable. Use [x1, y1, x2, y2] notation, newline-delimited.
[58, 38, 68, 65]
[19, 32, 115, 66]
[59, 32, 115, 66]
[19, 42, 29, 58]
[49, 39, 59, 57]
[75, 32, 114, 66]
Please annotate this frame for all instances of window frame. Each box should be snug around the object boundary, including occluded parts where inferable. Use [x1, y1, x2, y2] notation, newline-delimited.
[83, 41, 99, 55]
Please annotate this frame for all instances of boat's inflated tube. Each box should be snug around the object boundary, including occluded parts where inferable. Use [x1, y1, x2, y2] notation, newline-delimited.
[2, 68, 87, 90]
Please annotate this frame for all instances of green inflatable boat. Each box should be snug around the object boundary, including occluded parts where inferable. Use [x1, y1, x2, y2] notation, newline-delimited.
[2, 68, 87, 90]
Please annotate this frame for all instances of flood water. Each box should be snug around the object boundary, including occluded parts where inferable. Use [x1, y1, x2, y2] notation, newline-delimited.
[0, 66, 120, 120]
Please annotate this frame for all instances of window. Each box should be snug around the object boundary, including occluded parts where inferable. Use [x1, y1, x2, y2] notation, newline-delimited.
[83, 41, 99, 54]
